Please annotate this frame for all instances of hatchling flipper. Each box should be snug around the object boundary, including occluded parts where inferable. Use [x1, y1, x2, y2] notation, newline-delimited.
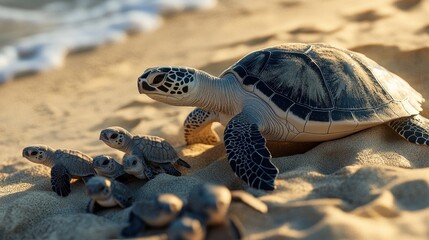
[389, 115, 429, 145]
[159, 163, 181, 176]
[144, 161, 158, 180]
[122, 212, 146, 237]
[51, 164, 71, 197]
[184, 108, 220, 145]
[176, 158, 191, 168]
[224, 112, 279, 190]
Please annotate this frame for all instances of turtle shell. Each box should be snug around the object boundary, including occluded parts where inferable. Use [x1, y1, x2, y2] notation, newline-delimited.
[224, 43, 423, 135]
[53, 149, 95, 177]
[133, 135, 180, 164]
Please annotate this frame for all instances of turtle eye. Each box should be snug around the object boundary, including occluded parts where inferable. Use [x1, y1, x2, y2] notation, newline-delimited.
[102, 159, 109, 165]
[110, 133, 118, 139]
[132, 160, 137, 166]
[148, 74, 165, 85]
[30, 151, 38, 156]
[152, 74, 165, 85]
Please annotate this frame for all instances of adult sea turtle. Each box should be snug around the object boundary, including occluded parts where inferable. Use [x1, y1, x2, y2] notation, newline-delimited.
[137, 43, 429, 190]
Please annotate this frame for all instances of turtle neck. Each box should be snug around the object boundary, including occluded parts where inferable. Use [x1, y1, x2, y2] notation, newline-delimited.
[191, 71, 246, 116]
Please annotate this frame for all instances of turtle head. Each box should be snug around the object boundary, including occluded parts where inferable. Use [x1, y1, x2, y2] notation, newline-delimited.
[137, 67, 198, 104]
[22, 145, 54, 165]
[167, 216, 206, 240]
[85, 176, 112, 200]
[93, 155, 117, 176]
[157, 194, 184, 214]
[144, 194, 184, 227]
[99, 127, 133, 152]
[123, 155, 145, 179]
[188, 184, 231, 225]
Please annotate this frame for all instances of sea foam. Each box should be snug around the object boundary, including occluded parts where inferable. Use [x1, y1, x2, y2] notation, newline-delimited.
[0, 0, 217, 83]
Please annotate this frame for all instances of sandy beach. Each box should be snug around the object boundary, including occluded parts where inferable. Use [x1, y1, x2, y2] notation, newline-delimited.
[1, 0, 429, 239]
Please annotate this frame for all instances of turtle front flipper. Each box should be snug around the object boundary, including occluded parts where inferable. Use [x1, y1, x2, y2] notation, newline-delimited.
[143, 161, 159, 180]
[51, 164, 71, 197]
[122, 212, 146, 237]
[224, 112, 279, 190]
[389, 115, 429, 145]
[184, 108, 220, 145]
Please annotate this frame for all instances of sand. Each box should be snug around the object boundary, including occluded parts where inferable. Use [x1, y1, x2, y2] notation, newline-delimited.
[1, 0, 429, 239]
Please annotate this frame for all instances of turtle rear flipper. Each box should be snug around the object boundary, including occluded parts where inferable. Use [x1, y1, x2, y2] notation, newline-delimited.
[184, 108, 220, 145]
[122, 212, 146, 237]
[159, 163, 181, 176]
[51, 164, 71, 197]
[176, 158, 191, 168]
[389, 115, 429, 145]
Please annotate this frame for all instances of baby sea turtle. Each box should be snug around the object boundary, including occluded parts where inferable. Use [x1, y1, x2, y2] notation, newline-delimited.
[22, 145, 95, 197]
[85, 176, 133, 213]
[187, 184, 267, 225]
[122, 154, 161, 180]
[121, 193, 184, 237]
[93, 155, 127, 180]
[167, 184, 267, 240]
[137, 43, 429, 190]
[99, 126, 191, 178]
[167, 216, 205, 240]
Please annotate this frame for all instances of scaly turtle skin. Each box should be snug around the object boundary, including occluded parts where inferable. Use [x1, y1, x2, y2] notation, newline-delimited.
[121, 193, 184, 237]
[85, 176, 133, 213]
[93, 155, 127, 180]
[167, 184, 268, 240]
[99, 126, 191, 178]
[22, 145, 96, 197]
[137, 43, 429, 190]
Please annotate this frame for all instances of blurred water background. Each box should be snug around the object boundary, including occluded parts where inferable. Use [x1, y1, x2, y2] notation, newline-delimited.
[0, 0, 216, 83]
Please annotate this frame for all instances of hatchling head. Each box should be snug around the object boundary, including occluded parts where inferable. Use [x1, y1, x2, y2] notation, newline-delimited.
[22, 145, 54, 165]
[99, 126, 133, 150]
[167, 215, 206, 240]
[85, 176, 112, 201]
[93, 155, 117, 176]
[188, 184, 232, 225]
[123, 155, 145, 178]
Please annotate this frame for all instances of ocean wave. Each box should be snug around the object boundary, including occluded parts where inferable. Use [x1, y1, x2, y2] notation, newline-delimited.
[0, 0, 217, 83]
